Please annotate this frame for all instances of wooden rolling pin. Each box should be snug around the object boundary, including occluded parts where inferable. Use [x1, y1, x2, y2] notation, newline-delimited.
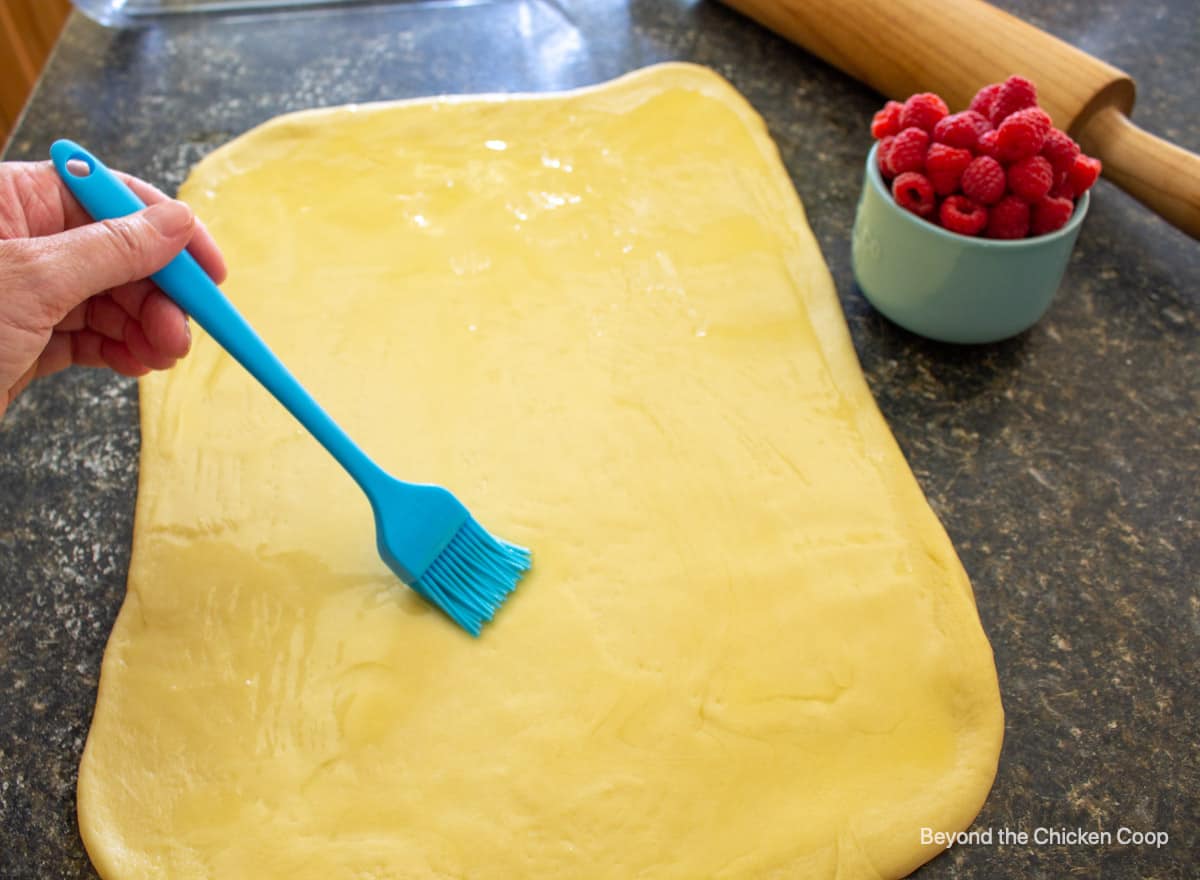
[721, 0, 1200, 239]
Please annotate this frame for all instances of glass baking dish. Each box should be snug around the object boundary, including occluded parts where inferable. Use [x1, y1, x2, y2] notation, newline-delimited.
[71, 0, 392, 26]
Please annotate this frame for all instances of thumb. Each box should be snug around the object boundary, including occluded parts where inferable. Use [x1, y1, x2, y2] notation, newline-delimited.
[30, 200, 195, 321]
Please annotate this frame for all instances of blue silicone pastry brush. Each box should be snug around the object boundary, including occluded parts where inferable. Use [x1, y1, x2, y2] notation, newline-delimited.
[51, 140, 530, 636]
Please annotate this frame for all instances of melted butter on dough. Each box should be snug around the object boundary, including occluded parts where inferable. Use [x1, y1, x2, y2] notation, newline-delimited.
[78, 64, 1003, 880]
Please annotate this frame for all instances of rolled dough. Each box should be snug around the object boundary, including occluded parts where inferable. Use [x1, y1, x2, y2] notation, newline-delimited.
[78, 64, 1003, 879]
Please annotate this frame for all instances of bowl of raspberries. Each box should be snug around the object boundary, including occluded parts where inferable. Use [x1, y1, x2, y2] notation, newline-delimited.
[852, 75, 1101, 343]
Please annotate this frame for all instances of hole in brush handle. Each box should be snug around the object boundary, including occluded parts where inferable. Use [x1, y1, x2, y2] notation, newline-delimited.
[65, 156, 93, 178]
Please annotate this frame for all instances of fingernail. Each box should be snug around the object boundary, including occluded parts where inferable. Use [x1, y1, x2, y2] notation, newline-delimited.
[144, 200, 194, 238]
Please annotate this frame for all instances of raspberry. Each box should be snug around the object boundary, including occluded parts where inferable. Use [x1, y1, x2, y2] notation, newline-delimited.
[887, 127, 930, 175]
[996, 107, 1052, 161]
[892, 171, 936, 218]
[877, 135, 897, 178]
[986, 195, 1031, 239]
[1041, 128, 1081, 175]
[1050, 174, 1075, 199]
[872, 100, 904, 139]
[925, 143, 973, 195]
[1031, 195, 1075, 235]
[1068, 154, 1102, 195]
[939, 195, 988, 236]
[1008, 155, 1054, 202]
[968, 82, 1002, 118]
[899, 92, 949, 133]
[961, 155, 1006, 205]
[989, 75, 1037, 123]
[975, 129, 1000, 159]
[932, 110, 992, 150]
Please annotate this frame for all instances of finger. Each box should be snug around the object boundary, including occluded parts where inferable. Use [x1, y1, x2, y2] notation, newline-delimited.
[108, 277, 156, 317]
[100, 338, 150, 377]
[22, 200, 195, 323]
[86, 294, 129, 341]
[124, 321, 177, 371]
[137, 289, 191, 359]
[119, 174, 227, 283]
[71, 329, 108, 368]
[108, 280, 190, 360]
[114, 172, 170, 204]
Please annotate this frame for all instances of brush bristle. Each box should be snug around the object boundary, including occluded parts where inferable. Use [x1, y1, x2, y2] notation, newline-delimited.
[412, 518, 532, 636]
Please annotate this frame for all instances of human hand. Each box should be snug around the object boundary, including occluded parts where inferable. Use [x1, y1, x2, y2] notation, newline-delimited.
[0, 160, 226, 419]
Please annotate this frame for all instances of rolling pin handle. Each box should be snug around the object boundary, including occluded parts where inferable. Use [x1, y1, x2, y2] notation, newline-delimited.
[1075, 106, 1200, 240]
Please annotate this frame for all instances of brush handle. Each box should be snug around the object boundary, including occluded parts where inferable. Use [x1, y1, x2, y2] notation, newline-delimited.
[50, 140, 386, 492]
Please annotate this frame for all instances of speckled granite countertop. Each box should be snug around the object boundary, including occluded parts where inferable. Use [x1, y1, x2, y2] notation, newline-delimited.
[1, 1, 1196, 877]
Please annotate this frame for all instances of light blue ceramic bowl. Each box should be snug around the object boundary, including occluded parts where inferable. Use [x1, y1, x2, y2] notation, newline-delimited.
[852, 142, 1088, 344]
